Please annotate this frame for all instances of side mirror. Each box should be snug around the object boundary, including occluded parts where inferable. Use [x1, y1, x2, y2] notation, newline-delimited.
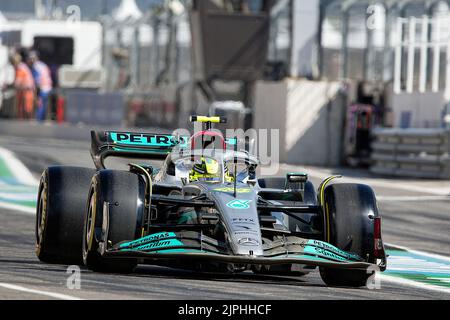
[285, 173, 308, 193]
[141, 165, 154, 176]
[130, 164, 154, 176]
[287, 173, 308, 184]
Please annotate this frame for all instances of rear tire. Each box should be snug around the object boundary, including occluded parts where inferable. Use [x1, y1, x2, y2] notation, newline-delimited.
[35, 166, 95, 265]
[82, 170, 143, 273]
[319, 183, 379, 287]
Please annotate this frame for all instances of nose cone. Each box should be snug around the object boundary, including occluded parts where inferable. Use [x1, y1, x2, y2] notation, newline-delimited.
[209, 185, 263, 256]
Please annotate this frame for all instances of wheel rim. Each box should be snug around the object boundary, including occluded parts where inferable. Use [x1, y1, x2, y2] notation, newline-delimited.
[83, 189, 97, 260]
[35, 180, 47, 254]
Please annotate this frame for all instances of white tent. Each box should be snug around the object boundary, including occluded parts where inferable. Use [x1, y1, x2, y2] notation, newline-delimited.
[0, 10, 8, 25]
[112, 0, 143, 22]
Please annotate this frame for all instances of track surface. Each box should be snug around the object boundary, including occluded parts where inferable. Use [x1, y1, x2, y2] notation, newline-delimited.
[1, 134, 450, 299]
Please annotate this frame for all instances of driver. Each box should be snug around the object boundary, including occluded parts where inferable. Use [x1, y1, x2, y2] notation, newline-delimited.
[189, 157, 234, 183]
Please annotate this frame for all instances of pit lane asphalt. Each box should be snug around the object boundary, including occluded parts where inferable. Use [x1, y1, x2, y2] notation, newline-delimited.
[0, 134, 450, 300]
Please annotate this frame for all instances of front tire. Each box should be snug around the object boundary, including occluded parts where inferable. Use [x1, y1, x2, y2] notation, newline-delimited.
[82, 170, 144, 273]
[35, 167, 95, 265]
[319, 183, 380, 287]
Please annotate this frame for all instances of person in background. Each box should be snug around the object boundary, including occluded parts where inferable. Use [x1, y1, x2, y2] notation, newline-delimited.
[27, 51, 53, 121]
[9, 51, 35, 120]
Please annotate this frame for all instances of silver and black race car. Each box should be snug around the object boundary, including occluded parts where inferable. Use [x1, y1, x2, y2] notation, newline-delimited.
[35, 116, 386, 287]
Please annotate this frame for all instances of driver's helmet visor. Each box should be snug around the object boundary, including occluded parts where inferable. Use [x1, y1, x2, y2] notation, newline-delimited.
[174, 153, 225, 183]
[192, 157, 221, 182]
[204, 157, 219, 174]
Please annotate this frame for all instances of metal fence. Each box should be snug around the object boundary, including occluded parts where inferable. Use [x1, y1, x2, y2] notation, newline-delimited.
[371, 128, 450, 179]
[393, 15, 450, 96]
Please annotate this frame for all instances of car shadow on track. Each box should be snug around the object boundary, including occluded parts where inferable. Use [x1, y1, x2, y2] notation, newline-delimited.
[0, 259, 328, 289]
[126, 265, 324, 288]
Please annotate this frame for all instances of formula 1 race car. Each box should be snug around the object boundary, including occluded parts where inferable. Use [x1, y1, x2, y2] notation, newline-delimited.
[35, 116, 386, 287]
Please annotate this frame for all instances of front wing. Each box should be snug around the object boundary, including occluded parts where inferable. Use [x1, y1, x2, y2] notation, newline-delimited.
[102, 231, 375, 270]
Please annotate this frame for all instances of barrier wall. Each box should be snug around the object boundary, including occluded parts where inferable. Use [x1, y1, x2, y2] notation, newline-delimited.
[65, 90, 125, 126]
[391, 91, 445, 128]
[371, 128, 450, 179]
[253, 79, 346, 166]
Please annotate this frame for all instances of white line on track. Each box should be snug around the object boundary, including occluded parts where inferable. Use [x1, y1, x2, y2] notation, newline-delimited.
[0, 147, 38, 186]
[0, 283, 83, 300]
[386, 243, 450, 262]
[377, 195, 450, 202]
[379, 243, 450, 293]
[0, 201, 35, 215]
[379, 274, 450, 294]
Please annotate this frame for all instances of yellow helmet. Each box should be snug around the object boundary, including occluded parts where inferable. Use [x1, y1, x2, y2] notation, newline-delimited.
[189, 157, 234, 183]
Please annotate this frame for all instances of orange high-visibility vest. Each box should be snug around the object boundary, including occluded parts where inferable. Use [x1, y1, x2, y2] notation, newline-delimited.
[15, 62, 35, 90]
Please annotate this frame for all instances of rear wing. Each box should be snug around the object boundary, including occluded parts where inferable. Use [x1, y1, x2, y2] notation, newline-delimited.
[90, 131, 188, 169]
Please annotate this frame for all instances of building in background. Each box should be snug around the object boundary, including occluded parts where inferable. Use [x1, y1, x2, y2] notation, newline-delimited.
[254, 0, 450, 166]
[3, 0, 450, 167]
[314, 0, 450, 130]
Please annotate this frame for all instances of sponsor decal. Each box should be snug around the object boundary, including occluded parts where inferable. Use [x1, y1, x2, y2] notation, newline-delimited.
[226, 138, 238, 146]
[133, 238, 184, 251]
[234, 230, 259, 235]
[233, 225, 252, 231]
[214, 187, 252, 194]
[119, 232, 176, 249]
[231, 218, 256, 225]
[238, 238, 260, 246]
[226, 199, 252, 210]
[110, 132, 188, 148]
[303, 245, 348, 261]
[307, 240, 361, 261]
